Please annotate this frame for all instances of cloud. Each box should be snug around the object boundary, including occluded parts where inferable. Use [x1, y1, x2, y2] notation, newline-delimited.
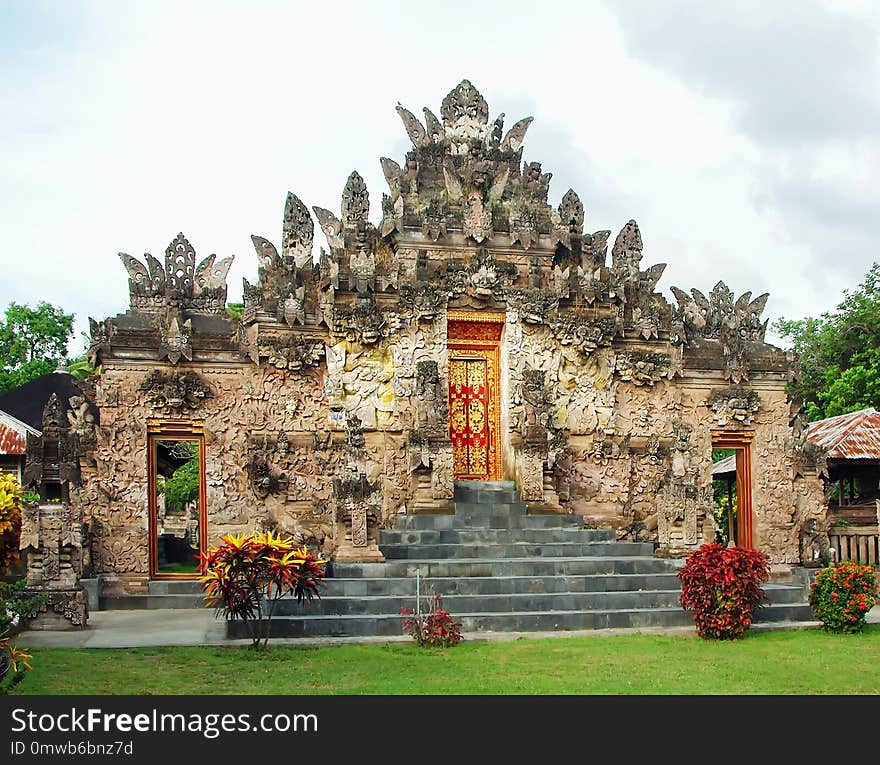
[1, 0, 876, 359]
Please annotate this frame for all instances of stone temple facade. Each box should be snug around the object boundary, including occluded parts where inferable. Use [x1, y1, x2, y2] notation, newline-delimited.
[25, 80, 825, 604]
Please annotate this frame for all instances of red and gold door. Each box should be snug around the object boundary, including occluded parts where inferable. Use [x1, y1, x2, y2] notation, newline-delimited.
[448, 314, 503, 481]
[449, 357, 490, 478]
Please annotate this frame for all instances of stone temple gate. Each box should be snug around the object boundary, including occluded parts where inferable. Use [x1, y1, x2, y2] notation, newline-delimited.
[22, 80, 826, 609]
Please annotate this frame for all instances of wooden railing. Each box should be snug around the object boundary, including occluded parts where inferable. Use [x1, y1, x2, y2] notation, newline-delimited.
[828, 526, 880, 566]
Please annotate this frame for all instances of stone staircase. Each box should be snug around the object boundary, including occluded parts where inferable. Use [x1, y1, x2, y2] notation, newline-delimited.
[214, 480, 815, 639]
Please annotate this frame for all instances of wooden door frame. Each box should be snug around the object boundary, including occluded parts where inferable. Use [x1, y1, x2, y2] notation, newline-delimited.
[711, 430, 754, 549]
[447, 311, 504, 481]
[147, 418, 208, 579]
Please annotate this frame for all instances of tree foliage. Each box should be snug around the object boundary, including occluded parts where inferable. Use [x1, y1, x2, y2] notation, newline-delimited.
[774, 262, 880, 421]
[160, 455, 200, 512]
[0, 302, 74, 393]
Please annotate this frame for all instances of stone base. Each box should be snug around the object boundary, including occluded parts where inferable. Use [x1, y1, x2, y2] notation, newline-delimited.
[24, 588, 89, 630]
[80, 577, 102, 612]
[333, 543, 385, 563]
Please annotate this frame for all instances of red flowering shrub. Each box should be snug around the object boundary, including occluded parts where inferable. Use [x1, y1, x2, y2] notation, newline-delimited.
[808, 560, 876, 633]
[401, 594, 462, 648]
[678, 543, 770, 640]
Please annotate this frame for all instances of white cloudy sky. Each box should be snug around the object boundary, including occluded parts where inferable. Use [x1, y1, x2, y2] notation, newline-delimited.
[2, 0, 878, 355]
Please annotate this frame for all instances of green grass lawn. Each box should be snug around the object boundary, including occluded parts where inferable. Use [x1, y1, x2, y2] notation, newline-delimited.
[12, 624, 880, 695]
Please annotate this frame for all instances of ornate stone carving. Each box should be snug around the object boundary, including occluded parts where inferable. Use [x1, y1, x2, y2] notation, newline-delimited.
[23, 394, 81, 499]
[332, 465, 384, 562]
[520, 368, 556, 430]
[446, 249, 517, 300]
[332, 294, 398, 345]
[87, 318, 113, 366]
[341, 171, 370, 226]
[670, 281, 770, 381]
[246, 449, 287, 500]
[118, 233, 233, 314]
[344, 411, 365, 450]
[398, 283, 445, 323]
[156, 313, 192, 365]
[550, 312, 615, 356]
[261, 335, 325, 372]
[510, 289, 559, 326]
[282, 191, 315, 269]
[415, 360, 448, 437]
[20, 503, 88, 629]
[558, 188, 584, 236]
[708, 386, 760, 427]
[139, 370, 213, 411]
[615, 350, 671, 386]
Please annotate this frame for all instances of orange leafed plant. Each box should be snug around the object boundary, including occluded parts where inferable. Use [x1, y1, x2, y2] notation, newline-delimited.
[200, 531, 326, 648]
[0, 629, 32, 694]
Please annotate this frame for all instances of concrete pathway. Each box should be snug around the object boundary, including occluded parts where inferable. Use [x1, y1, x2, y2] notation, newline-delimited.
[14, 605, 880, 649]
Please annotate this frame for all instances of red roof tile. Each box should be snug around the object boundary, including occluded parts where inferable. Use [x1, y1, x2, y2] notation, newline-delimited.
[0, 419, 26, 455]
[805, 407, 880, 460]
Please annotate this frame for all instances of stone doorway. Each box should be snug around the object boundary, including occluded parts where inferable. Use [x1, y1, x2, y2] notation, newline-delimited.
[147, 419, 208, 579]
[711, 432, 754, 548]
[448, 314, 503, 481]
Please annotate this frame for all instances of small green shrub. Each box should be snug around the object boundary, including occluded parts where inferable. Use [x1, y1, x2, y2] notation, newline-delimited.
[678, 543, 770, 640]
[809, 560, 876, 633]
[0, 579, 46, 633]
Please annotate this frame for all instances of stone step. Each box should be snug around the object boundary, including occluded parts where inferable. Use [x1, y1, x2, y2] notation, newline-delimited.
[395, 513, 587, 530]
[380, 527, 613, 545]
[451, 501, 528, 516]
[228, 601, 811, 639]
[321, 572, 685, 597]
[148, 580, 204, 595]
[328, 556, 683, 578]
[101, 594, 208, 610]
[272, 590, 685, 616]
[379, 541, 656, 560]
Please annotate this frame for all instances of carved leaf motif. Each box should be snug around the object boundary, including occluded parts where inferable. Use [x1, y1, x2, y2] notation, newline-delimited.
[341, 171, 370, 225]
[440, 79, 489, 126]
[612, 220, 642, 266]
[312, 207, 344, 251]
[208, 256, 234, 287]
[380, 157, 402, 199]
[164, 233, 196, 293]
[558, 189, 584, 232]
[145, 254, 165, 291]
[501, 116, 533, 152]
[643, 263, 667, 289]
[251, 235, 279, 269]
[395, 104, 427, 147]
[488, 164, 510, 201]
[422, 107, 445, 142]
[193, 253, 216, 287]
[748, 293, 769, 318]
[118, 253, 149, 287]
[443, 161, 463, 200]
[283, 191, 314, 268]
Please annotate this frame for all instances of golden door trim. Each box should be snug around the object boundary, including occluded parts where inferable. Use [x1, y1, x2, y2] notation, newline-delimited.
[448, 315, 503, 481]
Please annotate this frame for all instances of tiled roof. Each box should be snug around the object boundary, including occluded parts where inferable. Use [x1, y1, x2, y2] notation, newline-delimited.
[0, 410, 38, 455]
[805, 407, 880, 460]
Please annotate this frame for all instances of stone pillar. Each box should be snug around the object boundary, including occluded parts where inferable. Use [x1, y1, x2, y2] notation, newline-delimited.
[19, 502, 89, 630]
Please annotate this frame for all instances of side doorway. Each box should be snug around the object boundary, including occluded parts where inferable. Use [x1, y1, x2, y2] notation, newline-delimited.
[147, 419, 208, 579]
[710, 433, 754, 549]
